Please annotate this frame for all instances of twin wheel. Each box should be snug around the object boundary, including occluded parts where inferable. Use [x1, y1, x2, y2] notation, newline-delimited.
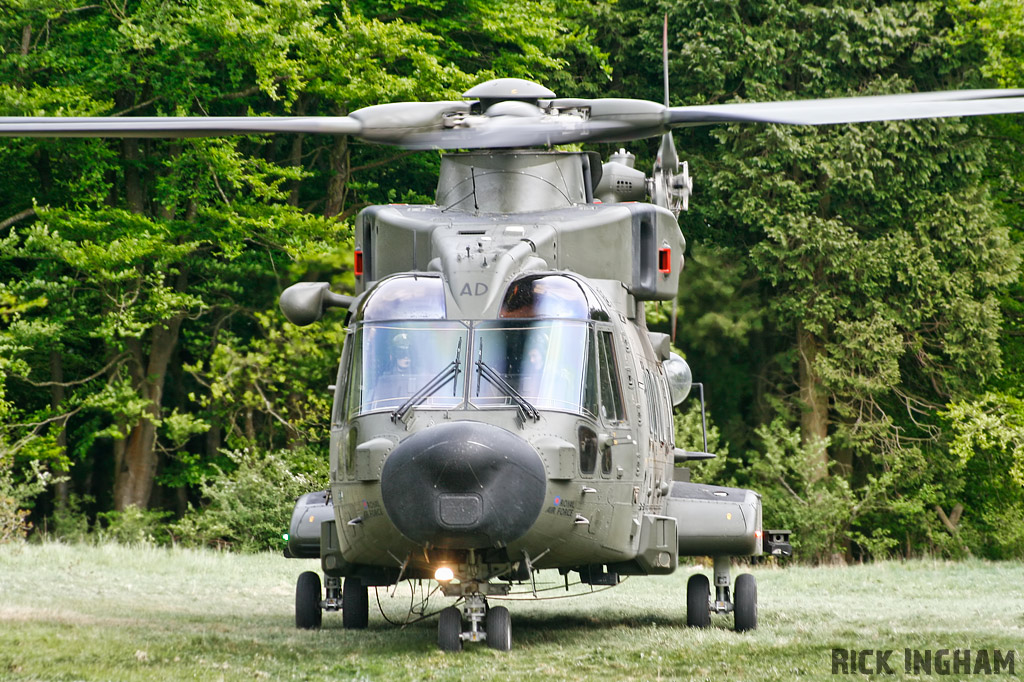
[437, 602, 511, 652]
[686, 571, 757, 632]
[295, 572, 368, 630]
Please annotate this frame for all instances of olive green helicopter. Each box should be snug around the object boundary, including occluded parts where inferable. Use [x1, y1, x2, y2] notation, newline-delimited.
[3, 38, 1023, 653]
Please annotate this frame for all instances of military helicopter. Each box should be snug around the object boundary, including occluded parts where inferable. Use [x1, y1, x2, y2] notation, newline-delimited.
[3, 65, 1023, 652]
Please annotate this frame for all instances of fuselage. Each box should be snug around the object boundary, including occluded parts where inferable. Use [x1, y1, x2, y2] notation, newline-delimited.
[323, 150, 687, 584]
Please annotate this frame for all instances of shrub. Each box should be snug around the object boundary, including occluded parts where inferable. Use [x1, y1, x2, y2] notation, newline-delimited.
[0, 458, 57, 544]
[171, 447, 327, 552]
[95, 505, 174, 546]
[47, 494, 95, 543]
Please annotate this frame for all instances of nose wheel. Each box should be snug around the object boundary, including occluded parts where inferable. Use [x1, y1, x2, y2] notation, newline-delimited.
[437, 582, 513, 652]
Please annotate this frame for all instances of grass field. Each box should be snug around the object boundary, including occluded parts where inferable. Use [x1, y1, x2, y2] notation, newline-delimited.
[1, 543, 1022, 681]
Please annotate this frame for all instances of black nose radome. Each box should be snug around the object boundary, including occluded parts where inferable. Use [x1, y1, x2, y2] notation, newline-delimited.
[380, 421, 547, 549]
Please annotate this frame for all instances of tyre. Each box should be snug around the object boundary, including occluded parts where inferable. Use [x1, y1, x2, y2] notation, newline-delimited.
[686, 573, 711, 628]
[438, 606, 463, 652]
[295, 571, 322, 630]
[342, 577, 369, 629]
[485, 605, 511, 651]
[733, 573, 757, 632]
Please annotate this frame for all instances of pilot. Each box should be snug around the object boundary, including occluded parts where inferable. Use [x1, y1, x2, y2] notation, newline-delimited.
[517, 335, 547, 397]
[373, 333, 416, 405]
[392, 333, 412, 374]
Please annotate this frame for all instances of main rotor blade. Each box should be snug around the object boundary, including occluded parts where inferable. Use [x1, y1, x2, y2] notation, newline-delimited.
[0, 116, 362, 138]
[668, 89, 1024, 126]
[1, 88, 1021, 147]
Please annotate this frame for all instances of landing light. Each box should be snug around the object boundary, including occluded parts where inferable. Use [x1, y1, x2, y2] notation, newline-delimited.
[434, 566, 455, 582]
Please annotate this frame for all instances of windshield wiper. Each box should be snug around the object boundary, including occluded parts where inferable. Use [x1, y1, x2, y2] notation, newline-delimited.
[391, 338, 462, 423]
[474, 343, 540, 422]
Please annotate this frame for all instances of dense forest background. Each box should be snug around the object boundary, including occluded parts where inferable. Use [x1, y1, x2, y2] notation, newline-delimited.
[1, 0, 1022, 561]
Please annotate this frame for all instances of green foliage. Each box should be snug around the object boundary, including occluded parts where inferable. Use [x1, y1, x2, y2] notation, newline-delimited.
[612, 0, 1024, 559]
[47, 494, 95, 544]
[171, 448, 327, 552]
[0, 0, 1020, 562]
[188, 311, 345, 451]
[0, 0, 609, 533]
[673, 401, 730, 484]
[0, 458, 59, 543]
[942, 392, 1024, 558]
[95, 505, 175, 546]
[949, 0, 1024, 87]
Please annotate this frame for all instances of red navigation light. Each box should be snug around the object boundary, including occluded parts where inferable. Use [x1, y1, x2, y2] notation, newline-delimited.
[658, 247, 671, 273]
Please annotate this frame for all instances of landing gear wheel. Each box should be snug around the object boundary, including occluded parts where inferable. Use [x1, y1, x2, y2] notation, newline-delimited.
[734, 573, 757, 632]
[342, 577, 369, 629]
[485, 605, 511, 651]
[295, 571, 322, 630]
[686, 573, 711, 628]
[438, 606, 463, 652]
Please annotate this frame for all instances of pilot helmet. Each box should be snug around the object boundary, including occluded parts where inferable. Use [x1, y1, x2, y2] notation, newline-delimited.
[392, 333, 411, 354]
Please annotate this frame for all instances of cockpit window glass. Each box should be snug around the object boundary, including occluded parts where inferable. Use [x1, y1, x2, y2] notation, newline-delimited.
[347, 320, 468, 415]
[500, 275, 590, 319]
[583, 328, 599, 417]
[598, 330, 626, 423]
[358, 275, 446, 321]
[473, 319, 592, 415]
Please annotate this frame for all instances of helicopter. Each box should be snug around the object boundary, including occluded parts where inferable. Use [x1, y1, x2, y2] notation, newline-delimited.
[3, 68, 1023, 652]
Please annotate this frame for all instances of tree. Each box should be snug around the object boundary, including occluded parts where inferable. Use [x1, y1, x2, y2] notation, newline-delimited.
[598, 0, 1021, 557]
[0, 0, 609, 517]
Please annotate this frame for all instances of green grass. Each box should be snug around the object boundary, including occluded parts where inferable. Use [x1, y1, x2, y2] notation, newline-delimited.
[1, 543, 1022, 681]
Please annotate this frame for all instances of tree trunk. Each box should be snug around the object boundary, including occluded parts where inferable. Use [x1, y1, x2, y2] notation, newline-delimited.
[50, 350, 70, 509]
[325, 133, 349, 218]
[288, 97, 308, 208]
[122, 138, 146, 215]
[112, 267, 189, 510]
[797, 322, 829, 480]
[113, 315, 183, 510]
[157, 143, 181, 221]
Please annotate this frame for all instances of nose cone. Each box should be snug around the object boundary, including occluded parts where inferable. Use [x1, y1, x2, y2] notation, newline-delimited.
[380, 422, 547, 549]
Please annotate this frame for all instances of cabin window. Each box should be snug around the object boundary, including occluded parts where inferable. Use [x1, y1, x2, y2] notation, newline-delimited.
[597, 330, 626, 422]
[578, 426, 598, 476]
[656, 373, 673, 443]
[644, 368, 660, 439]
[345, 425, 358, 481]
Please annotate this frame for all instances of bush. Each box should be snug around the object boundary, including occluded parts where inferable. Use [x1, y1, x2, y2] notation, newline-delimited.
[674, 402, 731, 483]
[171, 447, 327, 552]
[95, 505, 174, 546]
[46, 494, 95, 543]
[0, 458, 58, 544]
